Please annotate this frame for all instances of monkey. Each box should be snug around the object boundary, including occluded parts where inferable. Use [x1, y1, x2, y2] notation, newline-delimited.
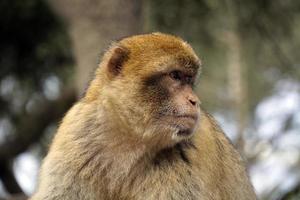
[30, 33, 257, 200]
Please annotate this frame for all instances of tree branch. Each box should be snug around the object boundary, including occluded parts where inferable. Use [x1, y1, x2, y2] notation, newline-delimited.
[0, 88, 76, 160]
[0, 160, 23, 194]
[0, 88, 76, 196]
[280, 182, 300, 200]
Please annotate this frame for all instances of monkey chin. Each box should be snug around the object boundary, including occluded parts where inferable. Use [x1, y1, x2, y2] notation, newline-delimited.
[141, 113, 200, 149]
[171, 125, 197, 141]
[162, 122, 199, 147]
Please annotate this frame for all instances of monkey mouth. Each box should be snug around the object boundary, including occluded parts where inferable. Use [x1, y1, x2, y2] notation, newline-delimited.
[177, 128, 193, 136]
[174, 114, 198, 121]
[171, 114, 198, 136]
[156, 112, 199, 136]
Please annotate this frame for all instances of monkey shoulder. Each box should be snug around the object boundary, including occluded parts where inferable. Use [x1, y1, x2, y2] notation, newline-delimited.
[191, 111, 257, 199]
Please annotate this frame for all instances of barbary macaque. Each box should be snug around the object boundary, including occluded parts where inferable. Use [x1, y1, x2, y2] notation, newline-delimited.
[31, 33, 257, 200]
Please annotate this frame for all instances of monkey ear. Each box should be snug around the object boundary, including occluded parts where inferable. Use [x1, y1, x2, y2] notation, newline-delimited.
[107, 46, 130, 77]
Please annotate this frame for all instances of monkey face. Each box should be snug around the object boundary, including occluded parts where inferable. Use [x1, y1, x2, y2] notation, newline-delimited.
[139, 57, 201, 143]
[160, 71, 200, 137]
[97, 33, 202, 146]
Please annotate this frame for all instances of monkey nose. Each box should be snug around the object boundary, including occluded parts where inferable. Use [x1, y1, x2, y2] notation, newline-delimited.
[189, 99, 197, 106]
[188, 96, 199, 107]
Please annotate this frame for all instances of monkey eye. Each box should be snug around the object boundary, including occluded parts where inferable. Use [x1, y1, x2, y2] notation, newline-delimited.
[185, 75, 193, 84]
[169, 70, 182, 81]
[169, 71, 194, 85]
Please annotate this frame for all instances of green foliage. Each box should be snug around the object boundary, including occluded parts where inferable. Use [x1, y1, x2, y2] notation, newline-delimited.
[0, 0, 73, 88]
[0, 0, 74, 153]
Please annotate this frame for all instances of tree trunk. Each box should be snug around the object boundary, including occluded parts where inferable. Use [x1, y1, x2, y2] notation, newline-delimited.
[48, 0, 143, 95]
[222, 0, 248, 154]
[224, 30, 248, 153]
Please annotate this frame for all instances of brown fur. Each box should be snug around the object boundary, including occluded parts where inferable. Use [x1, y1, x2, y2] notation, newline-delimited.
[31, 33, 256, 200]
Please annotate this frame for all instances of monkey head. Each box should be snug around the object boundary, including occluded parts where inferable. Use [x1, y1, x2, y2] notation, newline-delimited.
[86, 33, 201, 148]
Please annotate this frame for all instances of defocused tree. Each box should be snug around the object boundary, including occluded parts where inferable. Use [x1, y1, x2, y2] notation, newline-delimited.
[0, 0, 75, 198]
[281, 183, 300, 199]
[47, 0, 143, 95]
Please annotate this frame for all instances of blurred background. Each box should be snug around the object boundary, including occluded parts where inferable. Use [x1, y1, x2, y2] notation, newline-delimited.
[0, 0, 300, 199]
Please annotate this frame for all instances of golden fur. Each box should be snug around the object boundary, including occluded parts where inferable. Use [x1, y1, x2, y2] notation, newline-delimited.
[31, 33, 256, 200]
